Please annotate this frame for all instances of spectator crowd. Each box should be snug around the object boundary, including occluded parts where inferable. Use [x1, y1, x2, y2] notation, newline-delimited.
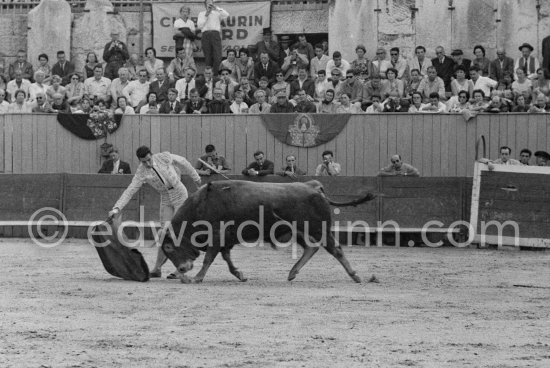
[1, 2, 550, 117]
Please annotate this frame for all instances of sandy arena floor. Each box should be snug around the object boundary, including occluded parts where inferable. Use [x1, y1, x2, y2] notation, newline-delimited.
[1, 238, 549, 368]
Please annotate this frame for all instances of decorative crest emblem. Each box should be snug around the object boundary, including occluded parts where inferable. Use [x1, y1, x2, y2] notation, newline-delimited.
[288, 114, 320, 147]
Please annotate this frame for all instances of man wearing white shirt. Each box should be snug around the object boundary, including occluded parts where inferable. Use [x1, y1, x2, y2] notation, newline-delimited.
[310, 44, 329, 78]
[408, 45, 432, 77]
[370, 48, 392, 79]
[6, 70, 31, 103]
[110, 67, 130, 104]
[173, 6, 196, 58]
[325, 51, 350, 77]
[28, 70, 49, 104]
[470, 66, 497, 97]
[84, 65, 112, 104]
[389, 47, 410, 81]
[197, 0, 229, 75]
[175, 68, 196, 102]
[123, 69, 150, 110]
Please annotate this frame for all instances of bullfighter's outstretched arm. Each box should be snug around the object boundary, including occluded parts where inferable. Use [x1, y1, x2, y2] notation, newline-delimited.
[112, 172, 146, 212]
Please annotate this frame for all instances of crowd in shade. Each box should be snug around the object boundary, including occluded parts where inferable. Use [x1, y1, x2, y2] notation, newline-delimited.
[1, 2, 550, 116]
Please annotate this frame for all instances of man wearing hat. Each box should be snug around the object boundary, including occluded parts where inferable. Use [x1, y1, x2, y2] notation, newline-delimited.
[103, 31, 130, 80]
[451, 49, 471, 78]
[269, 90, 295, 113]
[279, 35, 292, 66]
[534, 150, 550, 166]
[514, 43, 540, 80]
[255, 28, 280, 64]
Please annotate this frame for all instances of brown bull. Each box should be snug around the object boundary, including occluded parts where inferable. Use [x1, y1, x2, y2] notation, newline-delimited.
[161, 180, 376, 283]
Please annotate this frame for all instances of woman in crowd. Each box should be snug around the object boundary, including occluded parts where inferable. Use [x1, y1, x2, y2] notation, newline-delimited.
[83, 52, 100, 79]
[408, 91, 425, 112]
[528, 94, 550, 113]
[7, 89, 32, 113]
[469, 89, 489, 111]
[448, 90, 471, 112]
[219, 49, 239, 82]
[512, 94, 530, 112]
[350, 44, 369, 77]
[405, 69, 422, 97]
[74, 97, 93, 114]
[144, 47, 163, 82]
[472, 45, 490, 77]
[37, 53, 52, 84]
[380, 68, 404, 98]
[336, 93, 362, 113]
[65, 73, 85, 109]
[139, 91, 158, 114]
[28, 70, 49, 103]
[532, 68, 550, 102]
[114, 96, 135, 115]
[511, 68, 532, 103]
[451, 66, 473, 96]
[236, 48, 254, 82]
[270, 71, 290, 104]
[46, 75, 66, 102]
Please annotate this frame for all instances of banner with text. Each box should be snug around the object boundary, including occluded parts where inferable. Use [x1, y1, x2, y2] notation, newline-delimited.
[152, 1, 271, 58]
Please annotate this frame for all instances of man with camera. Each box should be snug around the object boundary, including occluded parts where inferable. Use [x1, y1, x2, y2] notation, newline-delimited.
[315, 150, 341, 176]
[197, 0, 229, 75]
[103, 31, 130, 80]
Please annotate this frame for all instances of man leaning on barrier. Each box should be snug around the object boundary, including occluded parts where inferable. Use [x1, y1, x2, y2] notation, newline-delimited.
[108, 145, 202, 279]
[378, 154, 420, 177]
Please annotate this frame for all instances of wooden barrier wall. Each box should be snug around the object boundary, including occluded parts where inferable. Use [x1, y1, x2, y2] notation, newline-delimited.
[1, 113, 549, 177]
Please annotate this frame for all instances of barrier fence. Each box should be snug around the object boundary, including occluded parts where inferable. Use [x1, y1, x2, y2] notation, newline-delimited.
[1, 113, 549, 177]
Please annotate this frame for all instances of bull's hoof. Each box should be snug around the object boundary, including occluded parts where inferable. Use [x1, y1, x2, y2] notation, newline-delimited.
[150, 270, 161, 278]
[351, 273, 362, 283]
[179, 274, 193, 284]
[288, 271, 298, 281]
[368, 274, 379, 283]
[191, 277, 204, 284]
[235, 271, 247, 282]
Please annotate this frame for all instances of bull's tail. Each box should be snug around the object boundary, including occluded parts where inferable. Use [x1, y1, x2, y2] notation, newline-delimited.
[325, 192, 377, 207]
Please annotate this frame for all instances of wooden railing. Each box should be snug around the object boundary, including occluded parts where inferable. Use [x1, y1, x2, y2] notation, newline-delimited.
[0, 113, 548, 177]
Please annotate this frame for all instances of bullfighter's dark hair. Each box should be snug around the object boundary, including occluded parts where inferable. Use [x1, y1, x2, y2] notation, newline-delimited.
[136, 146, 151, 159]
[322, 150, 334, 158]
[205, 144, 216, 153]
[253, 150, 264, 157]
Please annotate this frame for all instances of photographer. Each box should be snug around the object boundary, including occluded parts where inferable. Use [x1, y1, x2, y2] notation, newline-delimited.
[103, 31, 130, 80]
[315, 150, 341, 176]
[197, 0, 229, 75]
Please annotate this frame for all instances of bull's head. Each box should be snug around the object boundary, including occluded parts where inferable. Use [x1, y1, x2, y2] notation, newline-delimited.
[161, 234, 201, 275]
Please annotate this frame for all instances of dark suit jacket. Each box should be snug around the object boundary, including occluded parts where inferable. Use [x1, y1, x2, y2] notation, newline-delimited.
[98, 159, 131, 174]
[195, 76, 220, 99]
[289, 78, 315, 98]
[255, 40, 281, 63]
[51, 61, 76, 86]
[542, 35, 550, 72]
[183, 98, 208, 114]
[158, 100, 183, 114]
[242, 160, 274, 176]
[9, 61, 34, 81]
[489, 57, 515, 82]
[253, 61, 280, 86]
[453, 59, 471, 78]
[431, 56, 455, 91]
[149, 78, 175, 103]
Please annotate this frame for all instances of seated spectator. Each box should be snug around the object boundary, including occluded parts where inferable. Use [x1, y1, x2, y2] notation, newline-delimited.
[451, 66, 474, 97]
[325, 51, 350, 77]
[9, 49, 34, 81]
[277, 155, 306, 177]
[317, 89, 339, 113]
[183, 88, 208, 114]
[229, 90, 249, 114]
[175, 67, 196, 102]
[326, 68, 344, 99]
[114, 96, 135, 115]
[215, 68, 239, 101]
[28, 70, 49, 104]
[336, 93, 362, 113]
[248, 89, 271, 113]
[123, 69, 150, 111]
[6, 70, 31, 103]
[145, 101, 159, 114]
[148, 68, 173, 104]
[270, 91, 295, 113]
[110, 67, 132, 105]
[382, 95, 408, 112]
[159, 88, 182, 114]
[340, 69, 363, 105]
[532, 67, 550, 101]
[471, 45, 490, 77]
[350, 44, 370, 77]
[167, 48, 196, 82]
[0, 89, 9, 113]
[50, 92, 71, 113]
[448, 90, 471, 112]
[528, 94, 550, 113]
[512, 68, 532, 103]
[139, 92, 158, 114]
[51, 50, 75, 86]
[315, 150, 341, 176]
[534, 150, 550, 166]
[378, 154, 420, 176]
[313, 69, 329, 101]
[389, 47, 409, 81]
[31, 92, 52, 113]
[370, 48, 392, 79]
[381, 68, 404, 98]
[66, 73, 85, 108]
[36, 53, 52, 84]
[490, 49, 514, 83]
[144, 47, 164, 82]
[365, 94, 384, 113]
[405, 68, 422, 97]
[46, 75, 67, 103]
[293, 89, 316, 113]
[485, 95, 512, 113]
[408, 45, 432, 77]
[83, 51, 100, 79]
[84, 65, 111, 105]
[195, 144, 230, 175]
[235, 76, 256, 106]
[470, 66, 497, 98]
[282, 48, 309, 82]
[73, 97, 93, 114]
[254, 52, 280, 87]
[0, 75, 8, 100]
[512, 94, 530, 112]
[219, 49, 239, 82]
[270, 71, 290, 103]
[290, 67, 315, 100]
[408, 91, 426, 112]
[420, 92, 448, 113]
[236, 48, 254, 81]
[98, 147, 131, 174]
[417, 66, 445, 102]
[488, 146, 521, 167]
[7, 89, 32, 113]
[207, 87, 231, 114]
[242, 150, 274, 176]
[469, 89, 490, 111]
[519, 148, 532, 165]
[495, 72, 514, 99]
[311, 43, 330, 78]
[361, 74, 383, 108]
[514, 43, 539, 80]
[124, 53, 144, 81]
